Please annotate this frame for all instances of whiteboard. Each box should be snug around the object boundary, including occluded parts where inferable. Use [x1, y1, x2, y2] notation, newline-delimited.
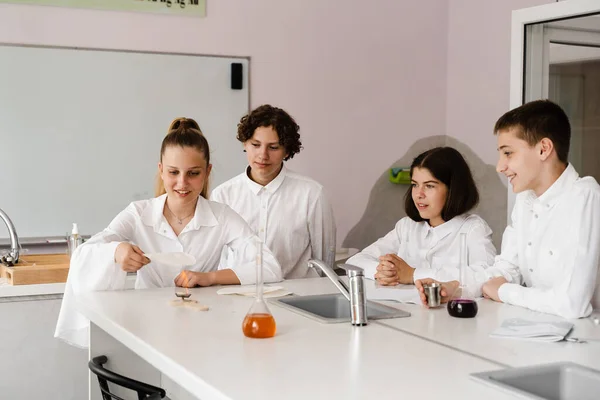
[0, 45, 249, 239]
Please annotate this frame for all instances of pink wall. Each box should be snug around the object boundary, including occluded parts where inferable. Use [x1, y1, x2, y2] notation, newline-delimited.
[0, 1, 449, 245]
[445, 0, 551, 170]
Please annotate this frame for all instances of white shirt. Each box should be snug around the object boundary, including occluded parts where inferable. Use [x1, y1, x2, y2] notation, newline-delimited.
[55, 194, 282, 348]
[211, 165, 336, 279]
[346, 214, 496, 283]
[490, 164, 600, 319]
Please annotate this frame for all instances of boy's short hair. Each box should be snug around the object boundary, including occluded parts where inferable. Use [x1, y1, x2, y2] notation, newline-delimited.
[494, 99, 571, 164]
[405, 147, 479, 223]
[236, 104, 303, 161]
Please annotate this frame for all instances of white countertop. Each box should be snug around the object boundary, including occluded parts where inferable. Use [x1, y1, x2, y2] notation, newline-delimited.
[0, 281, 66, 298]
[0, 274, 136, 298]
[376, 293, 600, 370]
[78, 278, 521, 400]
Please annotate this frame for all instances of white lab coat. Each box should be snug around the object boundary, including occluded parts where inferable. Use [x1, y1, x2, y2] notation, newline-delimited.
[55, 194, 282, 348]
[211, 165, 336, 279]
[346, 214, 497, 284]
[488, 164, 600, 319]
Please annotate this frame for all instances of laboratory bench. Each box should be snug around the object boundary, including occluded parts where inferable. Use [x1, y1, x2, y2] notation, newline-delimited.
[77, 277, 600, 400]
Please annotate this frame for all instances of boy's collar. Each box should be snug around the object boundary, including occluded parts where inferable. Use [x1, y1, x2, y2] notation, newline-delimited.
[243, 164, 287, 195]
[526, 163, 578, 209]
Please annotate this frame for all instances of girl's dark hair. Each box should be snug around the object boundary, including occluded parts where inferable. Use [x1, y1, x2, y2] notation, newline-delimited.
[236, 104, 302, 160]
[404, 147, 479, 223]
[155, 117, 210, 198]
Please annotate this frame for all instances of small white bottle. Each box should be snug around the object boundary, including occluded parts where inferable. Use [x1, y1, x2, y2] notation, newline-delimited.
[68, 223, 83, 257]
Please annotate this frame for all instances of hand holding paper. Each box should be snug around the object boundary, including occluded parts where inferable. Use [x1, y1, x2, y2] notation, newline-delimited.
[144, 252, 196, 267]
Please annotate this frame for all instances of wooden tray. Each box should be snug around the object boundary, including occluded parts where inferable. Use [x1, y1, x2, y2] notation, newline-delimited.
[0, 253, 70, 285]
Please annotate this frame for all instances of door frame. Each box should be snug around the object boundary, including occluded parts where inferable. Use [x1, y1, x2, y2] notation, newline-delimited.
[507, 0, 600, 220]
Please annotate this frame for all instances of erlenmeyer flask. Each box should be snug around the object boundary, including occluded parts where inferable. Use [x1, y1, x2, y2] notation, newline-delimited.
[447, 233, 478, 318]
[242, 239, 276, 338]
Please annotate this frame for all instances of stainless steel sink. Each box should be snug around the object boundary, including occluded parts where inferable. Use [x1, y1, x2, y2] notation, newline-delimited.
[471, 362, 600, 400]
[270, 293, 410, 323]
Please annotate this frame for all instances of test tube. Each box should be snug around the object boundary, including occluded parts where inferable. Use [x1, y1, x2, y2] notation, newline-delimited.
[459, 232, 467, 286]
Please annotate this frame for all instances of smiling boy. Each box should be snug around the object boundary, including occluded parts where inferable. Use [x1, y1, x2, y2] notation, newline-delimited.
[482, 100, 600, 318]
[210, 105, 336, 279]
[417, 100, 600, 318]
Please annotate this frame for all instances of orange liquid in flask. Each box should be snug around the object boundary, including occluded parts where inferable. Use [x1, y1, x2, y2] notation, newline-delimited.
[242, 313, 277, 338]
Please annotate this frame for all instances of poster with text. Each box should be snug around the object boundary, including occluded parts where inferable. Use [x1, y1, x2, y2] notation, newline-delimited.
[0, 0, 206, 17]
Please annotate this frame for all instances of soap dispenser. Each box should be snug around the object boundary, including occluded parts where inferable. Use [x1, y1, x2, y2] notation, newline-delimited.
[68, 223, 83, 257]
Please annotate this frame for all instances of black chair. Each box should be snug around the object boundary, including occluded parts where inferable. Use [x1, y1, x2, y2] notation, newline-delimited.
[89, 355, 168, 400]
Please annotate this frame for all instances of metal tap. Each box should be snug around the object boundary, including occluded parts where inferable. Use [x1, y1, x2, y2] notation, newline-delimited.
[0, 208, 20, 265]
[307, 259, 368, 326]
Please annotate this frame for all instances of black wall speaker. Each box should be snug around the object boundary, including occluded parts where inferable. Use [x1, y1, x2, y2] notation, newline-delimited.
[231, 63, 243, 90]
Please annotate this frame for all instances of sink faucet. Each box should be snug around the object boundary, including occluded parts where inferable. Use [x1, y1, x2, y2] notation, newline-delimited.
[0, 208, 20, 265]
[307, 259, 368, 326]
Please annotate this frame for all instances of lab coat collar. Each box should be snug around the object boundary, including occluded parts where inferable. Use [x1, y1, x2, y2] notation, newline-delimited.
[243, 164, 288, 195]
[421, 214, 467, 242]
[524, 163, 579, 211]
[141, 194, 219, 232]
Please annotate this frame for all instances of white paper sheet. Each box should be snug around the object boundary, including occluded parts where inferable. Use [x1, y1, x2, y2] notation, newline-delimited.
[216, 285, 292, 298]
[490, 318, 574, 342]
[366, 284, 422, 304]
[144, 252, 196, 267]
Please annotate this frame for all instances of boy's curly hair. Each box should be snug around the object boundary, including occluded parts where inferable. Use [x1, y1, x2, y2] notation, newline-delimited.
[237, 104, 303, 160]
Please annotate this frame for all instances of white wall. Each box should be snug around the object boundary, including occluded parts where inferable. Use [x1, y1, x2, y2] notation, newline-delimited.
[0, 0, 449, 246]
[445, 0, 551, 186]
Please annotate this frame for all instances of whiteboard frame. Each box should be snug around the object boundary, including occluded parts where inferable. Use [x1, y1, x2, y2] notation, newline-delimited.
[0, 43, 252, 241]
